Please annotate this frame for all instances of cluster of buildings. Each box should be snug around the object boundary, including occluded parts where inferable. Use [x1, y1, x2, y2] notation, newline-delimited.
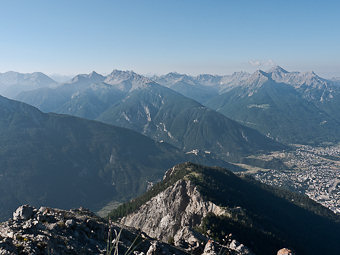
[251, 144, 340, 214]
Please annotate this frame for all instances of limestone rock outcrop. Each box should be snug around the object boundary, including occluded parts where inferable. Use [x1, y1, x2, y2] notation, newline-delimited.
[121, 179, 225, 244]
[0, 205, 187, 255]
[277, 248, 295, 255]
[120, 177, 253, 254]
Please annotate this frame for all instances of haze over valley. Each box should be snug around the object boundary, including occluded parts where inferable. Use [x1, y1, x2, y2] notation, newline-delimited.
[1, 0, 340, 254]
[1, 66, 340, 215]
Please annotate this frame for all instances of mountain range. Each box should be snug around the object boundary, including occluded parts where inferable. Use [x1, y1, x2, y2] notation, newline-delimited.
[13, 66, 340, 145]
[153, 66, 340, 144]
[16, 70, 283, 161]
[205, 67, 340, 144]
[0, 71, 58, 98]
[0, 95, 232, 221]
[152, 71, 251, 104]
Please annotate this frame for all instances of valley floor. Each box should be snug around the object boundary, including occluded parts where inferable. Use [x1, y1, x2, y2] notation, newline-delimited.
[244, 144, 340, 214]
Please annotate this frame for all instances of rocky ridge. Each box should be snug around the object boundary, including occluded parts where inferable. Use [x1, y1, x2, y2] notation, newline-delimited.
[120, 165, 254, 255]
[111, 162, 340, 254]
[0, 71, 58, 98]
[0, 205, 188, 255]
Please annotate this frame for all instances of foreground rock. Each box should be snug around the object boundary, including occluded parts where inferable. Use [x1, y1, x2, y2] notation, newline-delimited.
[277, 248, 295, 255]
[0, 205, 188, 255]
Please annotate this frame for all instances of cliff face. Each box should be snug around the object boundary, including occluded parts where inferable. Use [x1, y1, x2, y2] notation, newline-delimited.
[114, 162, 340, 255]
[121, 179, 225, 242]
[120, 176, 253, 255]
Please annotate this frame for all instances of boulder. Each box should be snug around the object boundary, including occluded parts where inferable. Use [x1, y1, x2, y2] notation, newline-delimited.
[277, 248, 295, 255]
[12, 205, 34, 221]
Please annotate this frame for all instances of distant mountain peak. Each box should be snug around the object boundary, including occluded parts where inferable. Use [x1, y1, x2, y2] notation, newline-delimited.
[106, 69, 152, 82]
[267, 66, 289, 81]
[88, 70, 101, 77]
[0, 71, 57, 98]
[0, 71, 56, 82]
[161, 72, 190, 82]
[104, 69, 154, 92]
[268, 65, 289, 74]
[255, 69, 269, 76]
[231, 71, 251, 76]
[240, 70, 272, 92]
[167, 71, 182, 76]
[303, 70, 319, 78]
[70, 71, 105, 83]
[108, 69, 134, 76]
[250, 70, 271, 81]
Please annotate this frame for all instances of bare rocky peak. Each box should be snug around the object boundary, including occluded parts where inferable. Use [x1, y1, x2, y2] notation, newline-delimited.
[152, 72, 197, 87]
[154, 72, 225, 88]
[268, 66, 289, 74]
[217, 72, 251, 93]
[220, 71, 251, 84]
[155, 72, 251, 89]
[223, 66, 337, 101]
[104, 70, 154, 92]
[267, 66, 330, 89]
[264, 66, 339, 101]
[228, 70, 272, 97]
[0, 71, 58, 98]
[196, 73, 222, 82]
[0, 205, 188, 255]
[155, 67, 336, 98]
[120, 173, 253, 255]
[121, 179, 226, 241]
[0, 71, 56, 86]
[70, 71, 105, 84]
[193, 74, 224, 88]
[245, 70, 270, 86]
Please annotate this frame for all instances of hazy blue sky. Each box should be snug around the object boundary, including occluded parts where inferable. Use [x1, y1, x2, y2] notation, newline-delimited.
[1, 0, 339, 77]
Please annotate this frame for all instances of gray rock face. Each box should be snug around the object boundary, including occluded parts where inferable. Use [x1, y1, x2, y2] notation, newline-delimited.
[228, 239, 253, 254]
[121, 179, 226, 243]
[0, 205, 188, 255]
[65, 219, 75, 228]
[12, 205, 35, 221]
[120, 178, 253, 255]
[277, 248, 295, 255]
[202, 240, 218, 255]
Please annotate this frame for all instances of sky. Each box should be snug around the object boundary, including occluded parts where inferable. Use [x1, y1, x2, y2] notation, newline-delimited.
[0, 0, 340, 78]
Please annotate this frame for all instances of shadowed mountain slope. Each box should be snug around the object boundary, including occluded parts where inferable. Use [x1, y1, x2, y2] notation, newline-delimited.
[0, 95, 229, 221]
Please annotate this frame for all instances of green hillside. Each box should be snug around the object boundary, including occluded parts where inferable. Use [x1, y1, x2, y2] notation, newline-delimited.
[0, 95, 196, 220]
[98, 84, 284, 161]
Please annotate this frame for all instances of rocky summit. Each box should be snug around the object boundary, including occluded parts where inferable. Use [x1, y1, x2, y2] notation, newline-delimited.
[0, 205, 188, 255]
[120, 178, 253, 255]
[110, 162, 340, 255]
